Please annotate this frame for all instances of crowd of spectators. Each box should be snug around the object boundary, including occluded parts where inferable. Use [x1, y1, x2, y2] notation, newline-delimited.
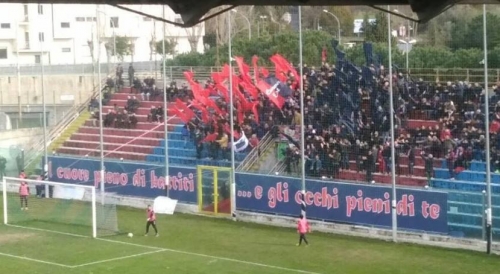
[88, 59, 500, 183]
[277, 61, 500, 184]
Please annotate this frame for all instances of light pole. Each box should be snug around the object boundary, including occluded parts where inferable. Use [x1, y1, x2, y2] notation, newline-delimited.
[322, 10, 341, 45]
[39, 26, 48, 196]
[162, 5, 170, 197]
[96, 5, 105, 205]
[228, 11, 237, 219]
[388, 5, 398, 243]
[482, 4, 492, 254]
[231, 9, 251, 40]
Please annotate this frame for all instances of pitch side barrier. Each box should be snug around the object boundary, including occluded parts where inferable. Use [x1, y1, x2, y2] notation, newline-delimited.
[47, 155, 500, 253]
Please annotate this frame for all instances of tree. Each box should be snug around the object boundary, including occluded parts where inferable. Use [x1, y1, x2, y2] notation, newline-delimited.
[362, 12, 390, 43]
[185, 24, 204, 53]
[155, 39, 177, 56]
[320, 6, 355, 37]
[115, 36, 132, 61]
[449, 13, 500, 50]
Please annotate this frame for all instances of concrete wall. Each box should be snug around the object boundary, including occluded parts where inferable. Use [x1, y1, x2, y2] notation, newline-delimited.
[0, 74, 95, 106]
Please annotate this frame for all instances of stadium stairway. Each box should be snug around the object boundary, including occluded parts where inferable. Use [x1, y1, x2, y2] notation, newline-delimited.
[57, 87, 249, 168]
[26, 111, 91, 174]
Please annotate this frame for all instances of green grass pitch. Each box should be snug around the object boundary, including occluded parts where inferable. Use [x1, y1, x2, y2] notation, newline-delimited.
[1, 196, 500, 274]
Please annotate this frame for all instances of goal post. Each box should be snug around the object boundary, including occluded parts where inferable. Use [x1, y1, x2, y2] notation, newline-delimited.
[2, 176, 118, 238]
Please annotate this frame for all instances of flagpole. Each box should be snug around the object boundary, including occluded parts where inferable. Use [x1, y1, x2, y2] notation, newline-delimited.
[228, 12, 237, 219]
[96, 5, 105, 205]
[387, 5, 398, 243]
[162, 6, 170, 197]
[298, 6, 306, 218]
[483, 4, 492, 254]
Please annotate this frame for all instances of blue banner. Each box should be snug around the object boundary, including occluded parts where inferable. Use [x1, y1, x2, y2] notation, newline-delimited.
[48, 156, 197, 203]
[235, 173, 448, 234]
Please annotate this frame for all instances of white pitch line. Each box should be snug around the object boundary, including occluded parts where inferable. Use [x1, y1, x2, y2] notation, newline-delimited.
[8, 225, 322, 274]
[0, 252, 71, 268]
[71, 249, 166, 268]
[6, 224, 90, 238]
[97, 238, 323, 274]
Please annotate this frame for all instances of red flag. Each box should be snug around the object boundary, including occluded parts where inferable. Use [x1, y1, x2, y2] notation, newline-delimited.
[211, 72, 224, 84]
[198, 96, 223, 115]
[251, 55, 259, 82]
[239, 80, 259, 99]
[322, 47, 327, 63]
[235, 56, 252, 84]
[223, 124, 241, 139]
[184, 71, 195, 83]
[191, 99, 211, 123]
[215, 83, 230, 102]
[175, 99, 196, 118]
[252, 102, 259, 123]
[171, 108, 191, 123]
[202, 133, 218, 143]
[270, 54, 300, 87]
[231, 76, 247, 104]
[260, 67, 269, 78]
[256, 80, 285, 109]
[237, 109, 244, 124]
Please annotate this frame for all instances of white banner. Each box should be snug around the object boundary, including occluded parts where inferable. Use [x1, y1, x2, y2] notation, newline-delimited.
[154, 196, 178, 215]
[53, 185, 85, 200]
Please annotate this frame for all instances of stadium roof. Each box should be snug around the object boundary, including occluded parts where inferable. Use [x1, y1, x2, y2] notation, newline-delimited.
[9, 0, 500, 27]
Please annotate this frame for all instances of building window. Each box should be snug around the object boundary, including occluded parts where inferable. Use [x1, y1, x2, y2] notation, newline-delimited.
[38, 32, 44, 42]
[110, 17, 119, 28]
[86, 17, 96, 22]
[37, 4, 43, 15]
[0, 23, 10, 29]
[35, 55, 40, 64]
[75, 17, 85, 22]
[0, 49, 7, 59]
[24, 32, 29, 49]
[62, 48, 71, 53]
[61, 22, 70, 28]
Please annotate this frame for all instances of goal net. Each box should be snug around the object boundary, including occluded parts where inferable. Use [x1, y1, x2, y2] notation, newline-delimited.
[2, 177, 119, 238]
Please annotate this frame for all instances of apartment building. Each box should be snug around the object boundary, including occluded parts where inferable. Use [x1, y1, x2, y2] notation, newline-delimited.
[0, 3, 205, 65]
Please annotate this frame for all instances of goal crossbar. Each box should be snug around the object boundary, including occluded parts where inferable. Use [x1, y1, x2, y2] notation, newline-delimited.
[4, 177, 96, 189]
[2, 177, 97, 238]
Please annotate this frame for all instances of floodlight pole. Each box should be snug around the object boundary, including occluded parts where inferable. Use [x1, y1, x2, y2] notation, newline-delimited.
[228, 12, 237, 219]
[162, 6, 170, 197]
[483, 4, 492, 254]
[298, 7, 307, 217]
[40, 32, 48, 198]
[388, 5, 398, 243]
[96, 5, 105, 205]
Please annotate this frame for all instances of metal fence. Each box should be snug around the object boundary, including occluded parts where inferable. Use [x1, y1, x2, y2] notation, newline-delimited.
[2, 60, 500, 85]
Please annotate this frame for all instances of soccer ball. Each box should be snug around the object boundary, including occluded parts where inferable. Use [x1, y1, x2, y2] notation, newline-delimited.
[128, 233, 133, 238]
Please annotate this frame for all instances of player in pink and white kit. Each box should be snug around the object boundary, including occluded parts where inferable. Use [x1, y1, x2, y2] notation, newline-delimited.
[144, 205, 159, 237]
[296, 214, 310, 246]
[19, 179, 29, 211]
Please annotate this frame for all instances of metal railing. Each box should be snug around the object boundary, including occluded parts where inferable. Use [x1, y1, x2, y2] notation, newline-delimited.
[236, 131, 274, 171]
[132, 66, 500, 87]
[22, 77, 107, 169]
[2, 61, 498, 84]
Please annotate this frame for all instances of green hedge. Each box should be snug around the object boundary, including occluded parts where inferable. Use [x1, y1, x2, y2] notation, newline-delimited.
[165, 30, 500, 69]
